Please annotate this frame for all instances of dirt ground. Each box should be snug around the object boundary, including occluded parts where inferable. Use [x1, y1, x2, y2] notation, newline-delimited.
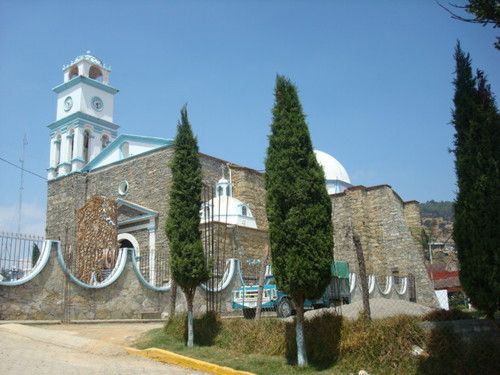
[45, 322, 164, 346]
[0, 323, 204, 375]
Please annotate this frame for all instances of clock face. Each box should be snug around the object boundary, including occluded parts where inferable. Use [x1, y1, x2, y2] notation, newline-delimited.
[91, 96, 104, 112]
[63, 96, 73, 112]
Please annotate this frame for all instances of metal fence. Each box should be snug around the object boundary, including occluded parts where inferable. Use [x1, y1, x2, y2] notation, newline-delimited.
[0, 232, 45, 282]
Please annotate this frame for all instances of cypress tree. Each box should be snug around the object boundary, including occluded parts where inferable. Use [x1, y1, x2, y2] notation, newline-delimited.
[452, 43, 500, 318]
[265, 76, 333, 367]
[166, 106, 209, 346]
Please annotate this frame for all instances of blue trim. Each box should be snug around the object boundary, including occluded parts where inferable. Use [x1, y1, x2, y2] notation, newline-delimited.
[53, 75, 119, 94]
[71, 157, 85, 162]
[83, 134, 173, 172]
[48, 111, 119, 131]
[57, 162, 71, 167]
[117, 198, 159, 216]
[119, 214, 156, 226]
[130, 252, 171, 291]
[56, 244, 129, 289]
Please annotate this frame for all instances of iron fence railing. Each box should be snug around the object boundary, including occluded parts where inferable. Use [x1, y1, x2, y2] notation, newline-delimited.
[0, 232, 45, 282]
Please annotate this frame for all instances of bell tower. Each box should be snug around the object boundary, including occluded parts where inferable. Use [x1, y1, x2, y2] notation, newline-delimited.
[47, 52, 119, 180]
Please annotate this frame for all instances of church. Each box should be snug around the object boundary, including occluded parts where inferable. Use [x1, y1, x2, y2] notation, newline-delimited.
[45, 53, 438, 313]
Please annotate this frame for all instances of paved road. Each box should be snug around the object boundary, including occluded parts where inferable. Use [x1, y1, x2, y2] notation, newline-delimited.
[0, 324, 205, 374]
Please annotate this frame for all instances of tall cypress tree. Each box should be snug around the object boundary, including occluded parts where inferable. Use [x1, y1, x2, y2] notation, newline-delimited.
[166, 106, 209, 346]
[452, 43, 500, 318]
[265, 76, 333, 367]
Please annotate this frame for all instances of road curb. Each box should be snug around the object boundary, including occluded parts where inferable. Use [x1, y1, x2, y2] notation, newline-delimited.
[126, 347, 255, 375]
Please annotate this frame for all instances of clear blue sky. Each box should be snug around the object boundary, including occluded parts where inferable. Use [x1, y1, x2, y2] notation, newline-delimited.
[0, 1, 498, 235]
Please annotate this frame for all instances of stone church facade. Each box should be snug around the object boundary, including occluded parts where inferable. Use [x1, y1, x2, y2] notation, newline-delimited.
[45, 53, 437, 313]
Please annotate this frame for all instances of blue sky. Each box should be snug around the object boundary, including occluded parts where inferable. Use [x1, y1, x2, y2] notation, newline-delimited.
[0, 1, 498, 235]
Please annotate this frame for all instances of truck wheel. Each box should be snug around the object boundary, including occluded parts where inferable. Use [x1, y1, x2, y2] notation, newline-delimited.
[243, 308, 256, 319]
[277, 298, 293, 318]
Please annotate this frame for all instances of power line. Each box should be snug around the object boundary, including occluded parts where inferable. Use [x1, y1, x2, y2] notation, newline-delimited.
[17, 134, 28, 233]
[0, 156, 47, 181]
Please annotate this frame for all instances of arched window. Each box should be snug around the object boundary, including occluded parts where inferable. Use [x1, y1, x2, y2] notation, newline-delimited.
[217, 186, 223, 197]
[83, 130, 90, 163]
[55, 135, 61, 167]
[89, 65, 103, 82]
[68, 129, 74, 162]
[120, 142, 129, 159]
[101, 135, 110, 149]
[69, 65, 79, 79]
[226, 185, 231, 196]
[241, 206, 247, 217]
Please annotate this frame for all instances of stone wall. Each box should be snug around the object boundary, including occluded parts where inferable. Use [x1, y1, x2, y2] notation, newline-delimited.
[0, 244, 239, 321]
[331, 185, 438, 307]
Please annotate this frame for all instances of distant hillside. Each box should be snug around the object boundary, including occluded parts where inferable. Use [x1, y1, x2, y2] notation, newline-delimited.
[419, 200, 454, 221]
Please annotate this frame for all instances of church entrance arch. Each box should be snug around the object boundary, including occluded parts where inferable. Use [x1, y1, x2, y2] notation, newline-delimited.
[118, 233, 140, 256]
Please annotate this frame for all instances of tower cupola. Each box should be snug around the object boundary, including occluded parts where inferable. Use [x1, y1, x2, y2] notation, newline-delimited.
[62, 51, 111, 84]
[47, 52, 119, 180]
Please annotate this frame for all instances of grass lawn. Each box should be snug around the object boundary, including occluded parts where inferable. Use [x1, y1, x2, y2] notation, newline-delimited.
[134, 327, 356, 375]
[133, 312, 499, 375]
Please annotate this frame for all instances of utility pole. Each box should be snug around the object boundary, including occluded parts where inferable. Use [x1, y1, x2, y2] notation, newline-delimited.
[17, 134, 27, 234]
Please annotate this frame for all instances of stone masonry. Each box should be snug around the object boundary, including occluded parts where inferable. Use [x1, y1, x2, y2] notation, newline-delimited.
[330, 185, 437, 307]
[37, 146, 439, 321]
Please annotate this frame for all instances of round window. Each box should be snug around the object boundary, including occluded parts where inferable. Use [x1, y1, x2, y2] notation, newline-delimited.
[118, 181, 129, 196]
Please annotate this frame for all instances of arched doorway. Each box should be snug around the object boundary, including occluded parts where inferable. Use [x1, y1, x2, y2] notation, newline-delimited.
[118, 233, 140, 255]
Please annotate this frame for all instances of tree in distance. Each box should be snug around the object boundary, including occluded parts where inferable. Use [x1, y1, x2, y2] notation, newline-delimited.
[166, 106, 209, 347]
[265, 75, 333, 367]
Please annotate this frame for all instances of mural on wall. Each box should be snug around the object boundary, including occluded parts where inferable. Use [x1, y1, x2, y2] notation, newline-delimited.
[76, 196, 118, 284]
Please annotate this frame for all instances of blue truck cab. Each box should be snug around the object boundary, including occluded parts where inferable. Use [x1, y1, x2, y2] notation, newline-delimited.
[232, 261, 350, 318]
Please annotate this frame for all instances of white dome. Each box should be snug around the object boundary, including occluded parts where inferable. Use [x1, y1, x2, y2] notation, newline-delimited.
[314, 149, 351, 184]
[200, 196, 257, 229]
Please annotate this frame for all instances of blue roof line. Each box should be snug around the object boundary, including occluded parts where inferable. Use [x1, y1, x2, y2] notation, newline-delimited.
[82, 133, 173, 172]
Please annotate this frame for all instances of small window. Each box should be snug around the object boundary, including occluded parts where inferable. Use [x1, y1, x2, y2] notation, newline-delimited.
[241, 206, 247, 217]
[217, 186, 223, 197]
[118, 181, 129, 196]
[226, 185, 231, 196]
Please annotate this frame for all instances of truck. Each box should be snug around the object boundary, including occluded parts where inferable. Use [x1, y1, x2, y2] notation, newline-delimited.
[232, 261, 350, 318]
